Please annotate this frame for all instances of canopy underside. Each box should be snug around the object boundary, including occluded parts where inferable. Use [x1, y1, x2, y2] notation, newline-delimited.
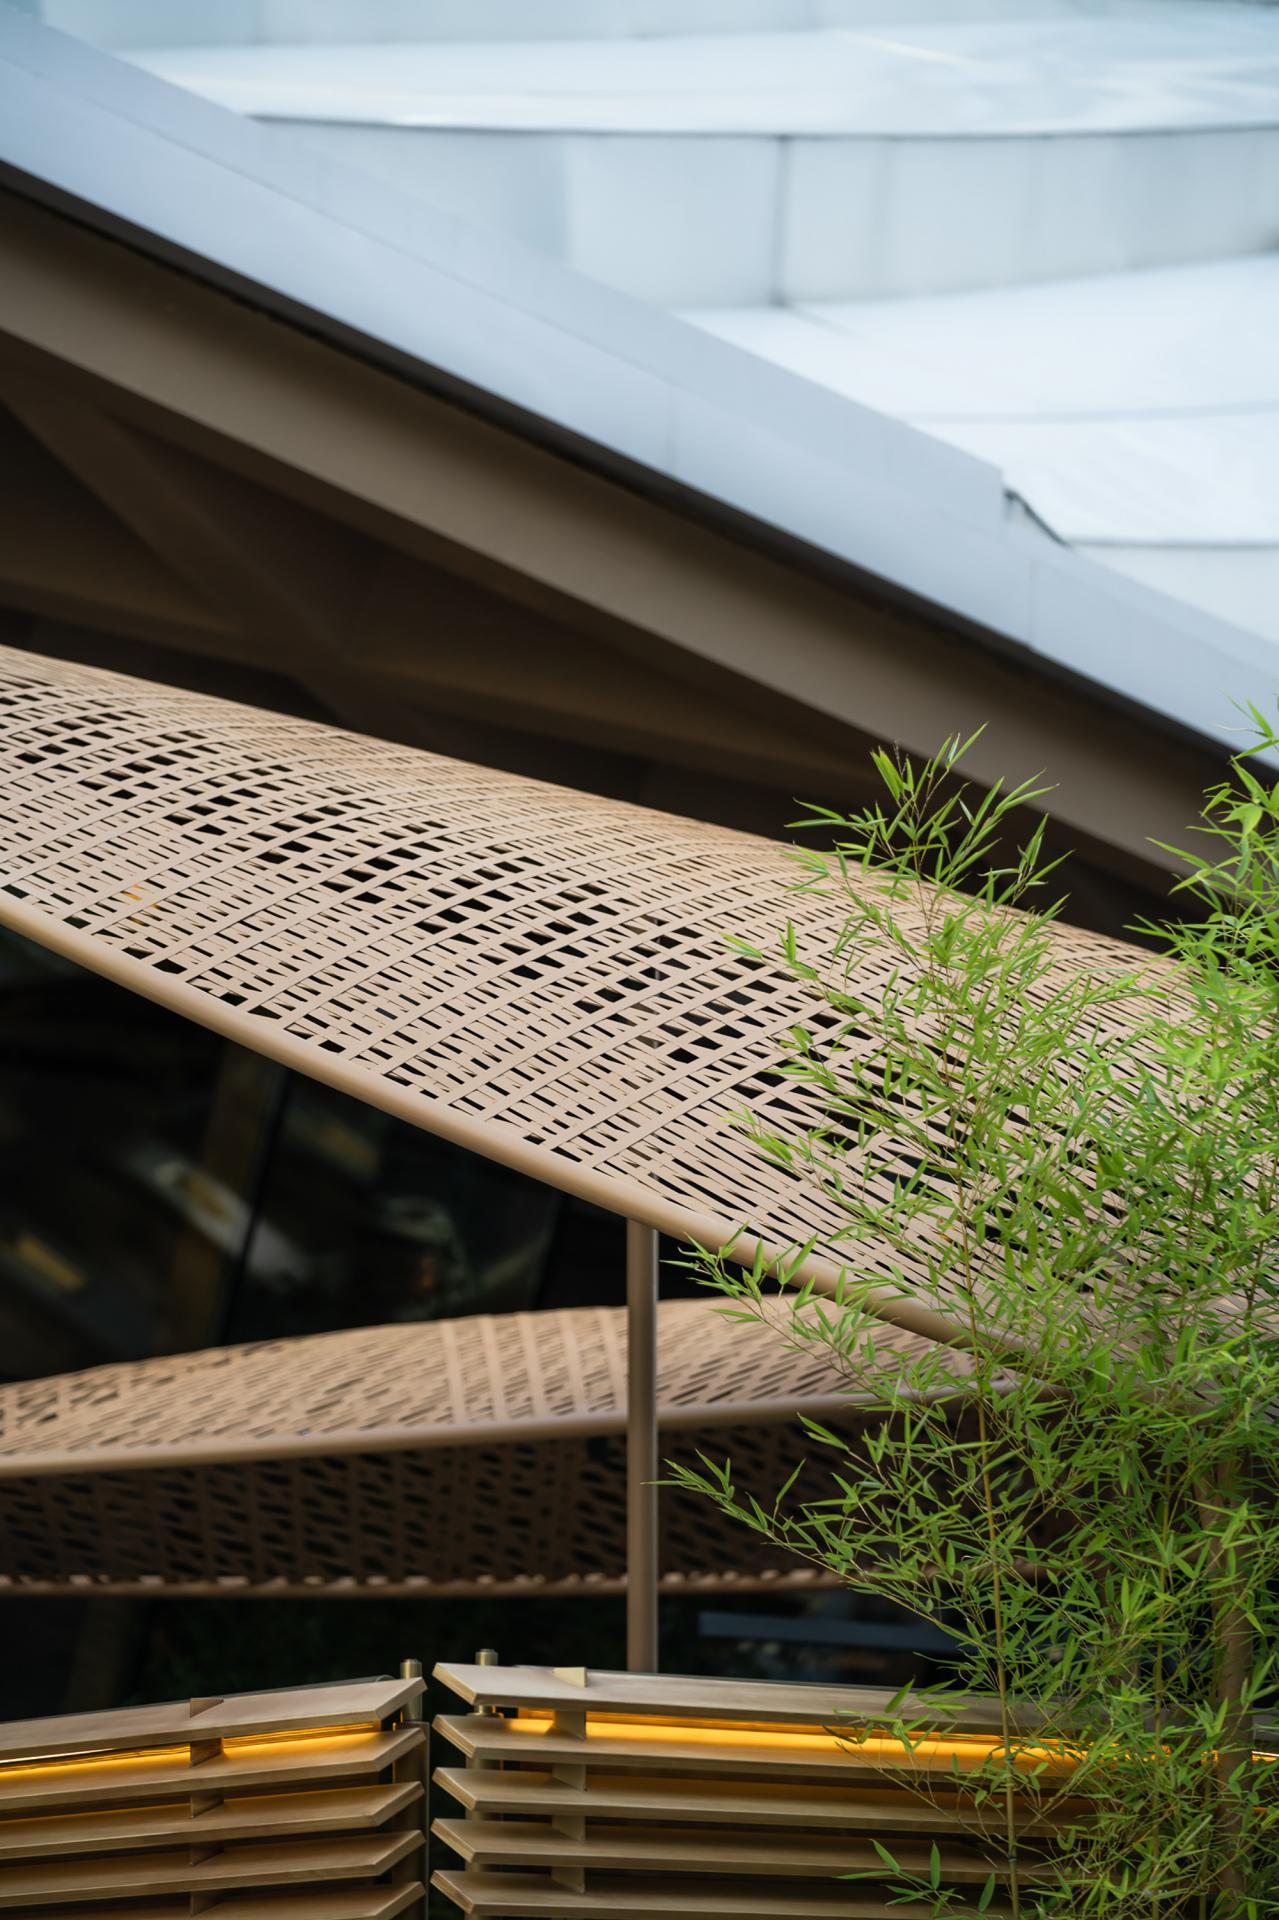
[0, 646, 1147, 1350]
[0, 1300, 933, 1595]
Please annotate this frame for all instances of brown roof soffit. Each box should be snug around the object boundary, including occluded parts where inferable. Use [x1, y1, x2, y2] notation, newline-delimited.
[0, 5, 1173, 756]
[0, 177, 1228, 767]
[0, 187, 1227, 886]
[0, 166, 990, 639]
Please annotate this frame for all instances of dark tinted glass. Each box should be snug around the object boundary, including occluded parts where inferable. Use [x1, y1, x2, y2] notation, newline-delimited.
[0, 930, 579, 1374]
[0, 928, 279, 1381]
[226, 1075, 563, 1341]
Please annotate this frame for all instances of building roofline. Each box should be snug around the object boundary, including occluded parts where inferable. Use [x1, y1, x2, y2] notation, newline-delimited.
[2, 8, 1274, 770]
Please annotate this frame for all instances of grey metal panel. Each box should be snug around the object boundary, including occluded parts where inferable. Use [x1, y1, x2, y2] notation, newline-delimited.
[0, 6, 1273, 760]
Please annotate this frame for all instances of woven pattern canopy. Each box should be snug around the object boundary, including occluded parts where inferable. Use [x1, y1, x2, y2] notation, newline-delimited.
[0, 1301, 882, 1469]
[0, 647, 1146, 1345]
[0, 1301, 939, 1595]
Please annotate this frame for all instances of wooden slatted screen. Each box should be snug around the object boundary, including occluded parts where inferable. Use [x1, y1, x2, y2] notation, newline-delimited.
[432, 1663, 1066, 1918]
[0, 1673, 428, 1916]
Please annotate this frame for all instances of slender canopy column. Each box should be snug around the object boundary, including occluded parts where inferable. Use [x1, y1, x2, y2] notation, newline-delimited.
[627, 1220, 660, 1673]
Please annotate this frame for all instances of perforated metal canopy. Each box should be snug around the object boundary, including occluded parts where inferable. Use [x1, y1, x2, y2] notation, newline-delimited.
[0, 1300, 942, 1595]
[0, 645, 1150, 1350]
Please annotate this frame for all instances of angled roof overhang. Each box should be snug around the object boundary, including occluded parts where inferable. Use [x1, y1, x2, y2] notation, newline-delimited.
[0, 8, 1243, 887]
[0, 1300, 943, 1596]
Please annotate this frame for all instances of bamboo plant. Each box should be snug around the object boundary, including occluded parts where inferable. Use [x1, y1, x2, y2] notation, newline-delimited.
[672, 725, 1279, 1916]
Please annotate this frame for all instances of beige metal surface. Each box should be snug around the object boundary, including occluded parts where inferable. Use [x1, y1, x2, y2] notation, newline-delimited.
[431, 1664, 1052, 1918]
[0, 1301, 888, 1472]
[434, 1663, 1006, 1734]
[63, 1898, 420, 1920]
[430, 1875, 945, 1917]
[0, 646, 1152, 1349]
[0, 1677, 428, 1919]
[0, 1300, 928, 1596]
[433, 1717, 964, 1787]
[0, 1678, 423, 1761]
[0, 1729, 424, 1815]
[433, 1769, 1056, 1835]
[0, 1784, 420, 1859]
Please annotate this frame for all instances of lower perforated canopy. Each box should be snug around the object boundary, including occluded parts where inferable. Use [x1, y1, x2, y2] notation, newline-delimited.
[0, 1300, 942, 1595]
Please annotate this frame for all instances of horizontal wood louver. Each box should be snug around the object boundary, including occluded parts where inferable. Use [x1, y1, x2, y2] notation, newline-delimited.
[0, 1675, 428, 1916]
[431, 1664, 1065, 1918]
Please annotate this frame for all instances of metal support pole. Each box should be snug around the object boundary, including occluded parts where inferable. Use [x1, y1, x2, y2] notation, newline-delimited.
[399, 1656, 423, 1721]
[626, 1219, 659, 1673]
[394, 1658, 427, 1920]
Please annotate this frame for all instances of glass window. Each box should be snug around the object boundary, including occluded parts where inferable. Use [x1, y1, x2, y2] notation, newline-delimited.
[227, 1076, 563, 1340]
[0, 928, 280, 1381]
[0, 930, 639, 1376]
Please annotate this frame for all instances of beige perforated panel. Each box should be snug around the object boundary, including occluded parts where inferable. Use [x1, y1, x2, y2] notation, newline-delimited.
[0, 1303, 919, 1595]
[0, 1301, 901, 1466]
[0, 647, 1147, 1344]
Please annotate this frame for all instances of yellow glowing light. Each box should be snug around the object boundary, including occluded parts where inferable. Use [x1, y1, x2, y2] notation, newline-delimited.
[0, 1724, 383, 1787]
[506, 1714, 1278, 1776]
[223, 1725, 381, 1757]
[506, 1713, 1077, 1774]
[0, 1747, 187, 1785]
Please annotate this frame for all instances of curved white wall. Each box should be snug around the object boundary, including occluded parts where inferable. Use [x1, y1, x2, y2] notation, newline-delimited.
[781, 126, 1279, 301]
[39, 0, 1121, 50]
[276, 119, 1279, 307]
[118, 5, 1279, 306]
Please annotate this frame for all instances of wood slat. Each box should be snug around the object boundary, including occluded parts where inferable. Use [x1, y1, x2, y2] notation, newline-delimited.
[0, 1780, 420, 1860]
[433, 1815, 1010, 1883]
[0, 1677, 423, 1761]
[67, 1886, 426, 1920]
[434, 1716, 990, 1785]
[0, 1829, 420, 1906]
[224, 1894, 426, 1920]
[432, 1869, 1011, 1918]
[433, 1765, 1062, 1836]
[432, 1667, 1052, 1918]
[0, 1724, 423, 1814]
[434, 1666, 1012, 1735]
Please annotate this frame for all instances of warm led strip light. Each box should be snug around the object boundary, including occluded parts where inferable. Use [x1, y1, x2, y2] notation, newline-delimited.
[507, 1713, 1279, 1775]
[223, 1725, 383, 1756]
[507, 1713, 1079, 1775]
[0, 1723, 384, 1786]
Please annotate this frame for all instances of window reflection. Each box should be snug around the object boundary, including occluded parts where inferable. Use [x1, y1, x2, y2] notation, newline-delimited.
[0, 928, 277, 1380]
[226, 1077, 562, 1341]
[0, 928, 574, 1381]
